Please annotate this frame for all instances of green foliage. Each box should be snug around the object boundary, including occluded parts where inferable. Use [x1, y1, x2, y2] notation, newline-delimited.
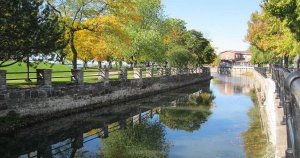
[1, 0, 215, 71]
[249, 46, 278, 65]
[246, 10, 300, 63]
[167, 46, 192, 67]
[185, 30, 216, 65]
[101, 121, 170, 158]
[0, 0, 66, 67]
[125, 0, 167, 66]
[263, 0, 300, 41]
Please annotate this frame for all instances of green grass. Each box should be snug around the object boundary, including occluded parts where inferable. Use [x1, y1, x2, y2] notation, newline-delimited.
[0, 62, 151, 87]
[0, 62, 174, 88]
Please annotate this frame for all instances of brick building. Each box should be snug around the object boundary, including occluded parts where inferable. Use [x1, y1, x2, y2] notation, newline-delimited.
[219, 50, 251, 66]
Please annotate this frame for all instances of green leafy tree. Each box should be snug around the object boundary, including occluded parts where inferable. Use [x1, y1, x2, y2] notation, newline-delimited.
[124, 0, 167, 67]
[185, 30, 216, 65]
[166, 45, 192, 67]
[263, 0, 300, 40]
[0, 0, 66, 67]
[246, 11, 299, 66]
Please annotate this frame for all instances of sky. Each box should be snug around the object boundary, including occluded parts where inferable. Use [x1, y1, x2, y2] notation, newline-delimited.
[162, 0, 262, 53]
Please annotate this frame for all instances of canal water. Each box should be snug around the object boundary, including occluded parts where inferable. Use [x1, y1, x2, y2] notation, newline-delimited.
[0, 74, 268, 158]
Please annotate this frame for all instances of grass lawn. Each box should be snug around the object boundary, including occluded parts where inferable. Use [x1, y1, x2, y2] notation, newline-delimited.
[0, 62, 145, 87]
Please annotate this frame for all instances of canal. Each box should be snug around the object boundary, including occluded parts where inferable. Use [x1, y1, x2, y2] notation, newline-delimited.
[0, 74, 268, 158]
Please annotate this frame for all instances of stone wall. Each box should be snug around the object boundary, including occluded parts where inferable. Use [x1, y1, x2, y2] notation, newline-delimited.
[0, 71, 212, 118]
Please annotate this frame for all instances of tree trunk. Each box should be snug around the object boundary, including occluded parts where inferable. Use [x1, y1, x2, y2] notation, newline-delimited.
[108, 61, 112, 69]
[115, 62, 118, 69]
[119, 61, 123, 68]
[83, 59, 87, 70]
[70, 31, 78, 70]
[98, 61, 102, 69]
[283, 55, 289, 68]
[25, 55, 31, 82]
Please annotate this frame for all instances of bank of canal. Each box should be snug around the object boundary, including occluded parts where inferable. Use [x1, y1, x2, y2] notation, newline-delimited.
[0, 74, 269, 158]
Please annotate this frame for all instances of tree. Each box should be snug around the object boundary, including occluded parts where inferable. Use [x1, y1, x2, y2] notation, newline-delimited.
[263, 0, 300, 40]
[124, 0, 167, 67]
[0, 0, 66, 67]
[164, 18, 187, 46]
[184, 30, 216, 65]
[166, 45, 192, 67]
[246, 11, 299, 66]
[50, 0, 137, 69]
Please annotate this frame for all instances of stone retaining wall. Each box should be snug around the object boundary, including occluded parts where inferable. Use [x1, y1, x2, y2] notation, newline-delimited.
[0, 72, 212, 118]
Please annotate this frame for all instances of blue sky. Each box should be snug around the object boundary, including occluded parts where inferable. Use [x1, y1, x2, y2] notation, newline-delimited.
[162, 0, 262, 53]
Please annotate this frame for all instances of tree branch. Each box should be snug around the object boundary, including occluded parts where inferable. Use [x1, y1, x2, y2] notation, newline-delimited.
[0, 61, 19, 67]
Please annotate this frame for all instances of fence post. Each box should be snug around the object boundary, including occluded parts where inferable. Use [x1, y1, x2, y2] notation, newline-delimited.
[178, 68, 183, 75]
[171, 68, 177, 76]
[36, 69, 52, 87]
[71, 69, 84, 85]
[103, 122, 109, 138]
[133, 68, 143, 79]
[157, 67, 164, 77]
[98, 68, 109, 83]
[197, 67, 202, 74]
[0, 70, 6, 90]
[119, 68, 127, 82]
[133, 68, 143, 86]
[146, 67, 154, 78]
[165, 68, 171, 76]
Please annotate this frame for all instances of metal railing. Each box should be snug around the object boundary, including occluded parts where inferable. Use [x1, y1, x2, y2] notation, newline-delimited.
[272, 66, 300, 158]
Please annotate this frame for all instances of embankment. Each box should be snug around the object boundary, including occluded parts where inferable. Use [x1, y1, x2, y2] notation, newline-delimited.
[0, 73, 212, 133]
[252, 69, 286, 158]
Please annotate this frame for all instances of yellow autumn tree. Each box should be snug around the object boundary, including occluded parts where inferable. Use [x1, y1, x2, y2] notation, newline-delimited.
[50, 0, 139, 69]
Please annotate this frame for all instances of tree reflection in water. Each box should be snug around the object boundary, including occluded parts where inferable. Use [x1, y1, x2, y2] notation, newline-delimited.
[242, 90, 269, 158]
[101, 121, 170, 158]
[160, 90, 215, 132]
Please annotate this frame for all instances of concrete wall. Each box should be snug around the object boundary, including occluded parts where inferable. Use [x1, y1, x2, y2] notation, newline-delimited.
[252, 69, 286, 157]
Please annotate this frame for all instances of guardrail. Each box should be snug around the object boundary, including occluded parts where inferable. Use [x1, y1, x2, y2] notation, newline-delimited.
[272, 67, 300, 158]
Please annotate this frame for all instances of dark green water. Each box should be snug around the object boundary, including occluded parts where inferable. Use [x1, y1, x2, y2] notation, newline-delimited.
[0, 74, 268, 158]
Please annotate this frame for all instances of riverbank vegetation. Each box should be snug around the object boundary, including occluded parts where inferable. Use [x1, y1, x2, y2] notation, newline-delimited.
[246, 1, 300, 66]
[1, 0, 216, 72]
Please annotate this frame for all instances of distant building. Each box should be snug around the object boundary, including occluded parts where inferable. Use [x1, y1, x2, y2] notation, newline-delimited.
[219, 50, 251, 66]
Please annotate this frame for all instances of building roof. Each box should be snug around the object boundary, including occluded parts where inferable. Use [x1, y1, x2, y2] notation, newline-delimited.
[219, 50, 251, 55]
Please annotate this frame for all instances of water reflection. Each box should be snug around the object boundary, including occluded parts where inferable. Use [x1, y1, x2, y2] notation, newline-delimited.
[242, 90, 268, 158]
[0, 81, 211, 158]
[0, 74, 269, 158]
[213, 74, 254, 95]
[160, 91, 215, 132]
[101, 120, 169, 158]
